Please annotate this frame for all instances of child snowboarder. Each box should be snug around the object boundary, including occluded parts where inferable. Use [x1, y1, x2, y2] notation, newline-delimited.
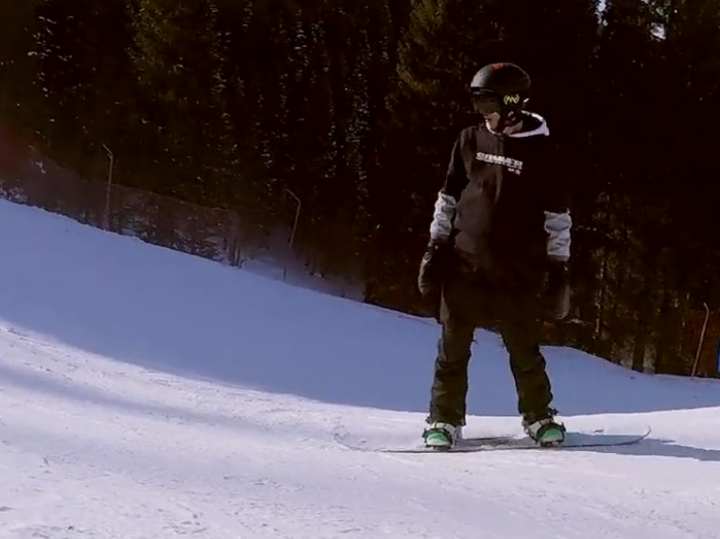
[417, 62, 572, 448]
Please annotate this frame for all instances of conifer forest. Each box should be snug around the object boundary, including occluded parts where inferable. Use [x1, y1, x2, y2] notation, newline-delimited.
[1, 0, 719, 374]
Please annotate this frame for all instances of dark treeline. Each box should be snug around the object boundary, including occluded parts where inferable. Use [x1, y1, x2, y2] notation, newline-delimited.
[1, 0, 719, 374]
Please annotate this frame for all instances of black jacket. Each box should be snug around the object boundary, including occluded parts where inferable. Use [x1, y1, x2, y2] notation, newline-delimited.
[429, 112, 571, 284]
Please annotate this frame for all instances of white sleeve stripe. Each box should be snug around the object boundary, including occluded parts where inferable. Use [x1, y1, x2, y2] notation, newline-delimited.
[430, 191, 456, 241]
[544, 210, 571, 261]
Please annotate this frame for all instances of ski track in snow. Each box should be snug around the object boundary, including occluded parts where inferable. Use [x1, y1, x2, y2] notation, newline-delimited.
[0, 200, 718, 538]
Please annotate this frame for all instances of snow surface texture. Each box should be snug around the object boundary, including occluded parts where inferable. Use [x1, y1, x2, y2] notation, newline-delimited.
[0, 198, 719, 538]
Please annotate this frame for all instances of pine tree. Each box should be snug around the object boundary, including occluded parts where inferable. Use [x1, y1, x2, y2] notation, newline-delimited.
[31, 0, 135, 171]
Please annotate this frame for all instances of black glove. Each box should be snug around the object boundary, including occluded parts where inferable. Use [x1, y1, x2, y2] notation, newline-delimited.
[417, 241, 451, 322]
[544, 259, 570, 321]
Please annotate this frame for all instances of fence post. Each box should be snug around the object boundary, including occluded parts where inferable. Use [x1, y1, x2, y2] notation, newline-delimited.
[285, 188, 302, 249]
[102, 144, 114, 230]
[281, 188, 302, 282]
[691, 302, 710, 378]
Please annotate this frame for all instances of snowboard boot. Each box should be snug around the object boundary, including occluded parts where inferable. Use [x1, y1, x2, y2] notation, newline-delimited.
[522, 409, 566, 447]
[422, 422, 461, 450]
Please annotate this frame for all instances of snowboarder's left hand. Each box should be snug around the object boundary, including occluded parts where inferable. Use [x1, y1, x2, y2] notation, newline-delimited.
[544, 260, 570, 320]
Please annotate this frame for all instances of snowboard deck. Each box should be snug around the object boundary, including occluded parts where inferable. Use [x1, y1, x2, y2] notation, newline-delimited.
[381, 425, 652, 454]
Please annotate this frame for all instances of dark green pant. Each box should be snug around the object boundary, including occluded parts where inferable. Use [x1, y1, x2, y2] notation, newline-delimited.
[427, 262, 553, 426]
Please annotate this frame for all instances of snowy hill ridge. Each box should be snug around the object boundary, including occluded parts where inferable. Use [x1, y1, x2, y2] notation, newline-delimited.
[0, 198, 719, 539]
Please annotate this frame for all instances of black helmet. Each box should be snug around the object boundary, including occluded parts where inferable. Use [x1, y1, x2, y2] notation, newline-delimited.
[469, 62, 531, 122]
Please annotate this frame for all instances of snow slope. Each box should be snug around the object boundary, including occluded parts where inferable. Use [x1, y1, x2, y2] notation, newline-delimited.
[0, 199, 719, 538]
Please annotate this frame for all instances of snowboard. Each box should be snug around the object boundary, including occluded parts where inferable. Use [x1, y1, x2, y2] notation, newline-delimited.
[336, 425, 651, 454]
[383, 425, 652, 453]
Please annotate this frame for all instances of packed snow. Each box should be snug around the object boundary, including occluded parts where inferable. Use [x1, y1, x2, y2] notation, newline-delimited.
[0, 198, 719, 538]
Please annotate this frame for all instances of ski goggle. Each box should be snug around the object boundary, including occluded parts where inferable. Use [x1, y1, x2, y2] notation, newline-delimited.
[471, 89, 525, 116]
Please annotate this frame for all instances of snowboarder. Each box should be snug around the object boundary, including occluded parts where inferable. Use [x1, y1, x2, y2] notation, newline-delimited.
[417, 62, 572, 449]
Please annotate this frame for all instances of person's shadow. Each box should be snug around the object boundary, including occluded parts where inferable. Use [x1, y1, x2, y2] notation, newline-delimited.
[565, 437, 720, 462]
[459, 429, 720, 462]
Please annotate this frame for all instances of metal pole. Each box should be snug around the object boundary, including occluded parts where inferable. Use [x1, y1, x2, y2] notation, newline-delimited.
[691, 302, 710, 378]
[285, 188, 301, 249]
[102, 144, 114, 230]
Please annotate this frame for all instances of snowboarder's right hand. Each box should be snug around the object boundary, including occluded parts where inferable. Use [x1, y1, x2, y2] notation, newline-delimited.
[417, 241, 450, 321]
[544, 260, 571, 320]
